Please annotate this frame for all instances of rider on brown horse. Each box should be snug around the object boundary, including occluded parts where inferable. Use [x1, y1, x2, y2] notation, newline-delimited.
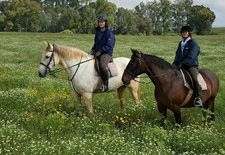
[173, 26, 202, 106]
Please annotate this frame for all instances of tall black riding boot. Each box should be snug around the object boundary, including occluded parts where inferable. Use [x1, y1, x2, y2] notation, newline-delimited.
[194, 85, 203, 107]
[188, 67, 203, 107]
[99, 69, 109, 92]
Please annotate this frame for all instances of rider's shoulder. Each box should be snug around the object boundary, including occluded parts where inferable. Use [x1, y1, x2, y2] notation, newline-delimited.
[188, 38, 198, 44]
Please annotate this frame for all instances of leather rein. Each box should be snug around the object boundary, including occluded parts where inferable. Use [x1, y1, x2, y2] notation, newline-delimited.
[124, 52, 174, 84]
[39, 44, 95, 81]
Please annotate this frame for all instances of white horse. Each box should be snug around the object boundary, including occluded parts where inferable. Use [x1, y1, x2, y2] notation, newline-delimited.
[38, 41, 140, 114]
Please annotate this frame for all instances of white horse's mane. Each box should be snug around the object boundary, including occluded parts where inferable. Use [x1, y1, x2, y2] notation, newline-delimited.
[54, 44, 88, 60]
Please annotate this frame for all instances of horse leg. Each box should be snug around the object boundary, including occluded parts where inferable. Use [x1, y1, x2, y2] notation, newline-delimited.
[83, 93, 93, 115]
[69, 81, 81, 104]
[72, 91, 81, 104]
[173, 108, 182, 125]
[71, 90, 84, 114]
[117, 86, 126, 109]
[157, 103, 167, 127]
[203, 97, 215, 122]
[128, 81, 140, 109]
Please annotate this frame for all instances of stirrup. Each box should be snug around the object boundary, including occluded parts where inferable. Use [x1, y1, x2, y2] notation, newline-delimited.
[194, 97, 202, 107]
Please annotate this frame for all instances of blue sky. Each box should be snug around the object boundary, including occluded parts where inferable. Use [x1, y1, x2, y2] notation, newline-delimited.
[108, 0, 225, 27]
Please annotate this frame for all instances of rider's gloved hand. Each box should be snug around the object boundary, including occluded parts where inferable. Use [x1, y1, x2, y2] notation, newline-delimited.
[90, 50, 94, 55]
[95, 51, 101, 57]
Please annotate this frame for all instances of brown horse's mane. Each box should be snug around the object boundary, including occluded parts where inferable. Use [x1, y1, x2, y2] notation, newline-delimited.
[54, 44, 88, 60]
[142, 53, 176, 70]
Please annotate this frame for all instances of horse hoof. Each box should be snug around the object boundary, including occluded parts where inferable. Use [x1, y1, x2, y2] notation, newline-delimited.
[160, 123, 167, 129]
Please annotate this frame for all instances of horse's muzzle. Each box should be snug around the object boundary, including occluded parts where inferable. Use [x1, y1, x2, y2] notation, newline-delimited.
[38, 71, 46, 78]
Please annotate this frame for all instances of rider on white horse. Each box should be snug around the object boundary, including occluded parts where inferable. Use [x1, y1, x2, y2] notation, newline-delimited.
[91, 15, 115, 92]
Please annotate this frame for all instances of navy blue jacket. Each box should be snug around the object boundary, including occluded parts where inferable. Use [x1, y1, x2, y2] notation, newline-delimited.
[92, 27, 115, 56]
[173, 38, 200, 68]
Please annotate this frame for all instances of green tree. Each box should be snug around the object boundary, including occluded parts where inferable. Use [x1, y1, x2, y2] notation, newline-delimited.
[95, 0, 116, 28]
[172, 0, 193, 34]
[79, 4, 96, 34]
[134, 2, 152, 35]
[187, 5, 215, 35]
[0, 0, 45, 32]
[41, 0, 89, 9]
[159, 0, 172, 35]
[44, 8, 58, 32]
[56, 7, 80, 33]
[0, 14, 6, 31]
[17, 0, 44, 32]
[146, 0, 160, 30]
[114, 7, 138, 35]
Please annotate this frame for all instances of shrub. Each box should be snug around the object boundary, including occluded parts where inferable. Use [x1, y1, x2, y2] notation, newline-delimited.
[60, 30, 73, 34]
[153, 29, 162, 36]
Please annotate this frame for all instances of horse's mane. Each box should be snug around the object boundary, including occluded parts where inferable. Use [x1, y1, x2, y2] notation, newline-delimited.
[143, 53, 176, 70]
[54, 44, 88, 60]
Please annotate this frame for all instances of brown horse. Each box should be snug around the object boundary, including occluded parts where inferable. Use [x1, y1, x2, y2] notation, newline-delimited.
[122, 49, 219, 125]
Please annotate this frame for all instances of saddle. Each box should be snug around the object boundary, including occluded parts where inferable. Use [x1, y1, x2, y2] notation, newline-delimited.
[180, 69, 207, 107]
[94, 58, 119, 77]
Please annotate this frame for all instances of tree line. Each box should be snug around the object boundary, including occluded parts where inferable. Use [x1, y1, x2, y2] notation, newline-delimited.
[0, 0, 216, 35]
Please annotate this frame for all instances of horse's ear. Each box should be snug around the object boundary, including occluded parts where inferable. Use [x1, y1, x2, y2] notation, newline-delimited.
[130, 49, 139, 55]
[47, 42, 51, 47]
[43, 40, 48, 47]
[130, 48, 135, 54]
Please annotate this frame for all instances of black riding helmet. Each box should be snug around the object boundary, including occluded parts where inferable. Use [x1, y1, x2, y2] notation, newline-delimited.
[98, 15, 107, 21]
[180, 26, 192, 33]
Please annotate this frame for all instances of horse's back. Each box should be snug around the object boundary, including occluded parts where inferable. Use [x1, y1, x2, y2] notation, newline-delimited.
[113, 57, 130, 70]
[199, 69, 219, 97]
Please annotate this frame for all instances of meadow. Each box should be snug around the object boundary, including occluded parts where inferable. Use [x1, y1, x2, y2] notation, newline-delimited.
[0, 29, 225, 154]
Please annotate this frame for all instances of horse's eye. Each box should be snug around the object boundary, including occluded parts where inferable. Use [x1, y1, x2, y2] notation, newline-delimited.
[45, 56, 50, 59]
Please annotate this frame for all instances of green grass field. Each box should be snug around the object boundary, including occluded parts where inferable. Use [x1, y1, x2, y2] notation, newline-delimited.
[0, 28, 225, 154]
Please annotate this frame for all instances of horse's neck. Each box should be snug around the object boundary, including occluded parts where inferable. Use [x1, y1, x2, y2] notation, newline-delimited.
[145, 61, 175, 86]
[57, 52, 89, 75]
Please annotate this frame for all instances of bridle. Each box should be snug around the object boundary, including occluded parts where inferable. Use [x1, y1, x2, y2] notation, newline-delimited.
[124, 52, 152, 84]
[39, 44, 95, 96]
[39, 44, 95, 81]
[39, 44, 56, 72]
[124, 52, 174, 84]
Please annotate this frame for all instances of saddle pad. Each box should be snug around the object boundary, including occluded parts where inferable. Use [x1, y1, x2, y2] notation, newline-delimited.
[180, 70, 207, 90]
[95, 62, 119, 77]
[107, 62, 119, 77]
[197, 73, 207, 90]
